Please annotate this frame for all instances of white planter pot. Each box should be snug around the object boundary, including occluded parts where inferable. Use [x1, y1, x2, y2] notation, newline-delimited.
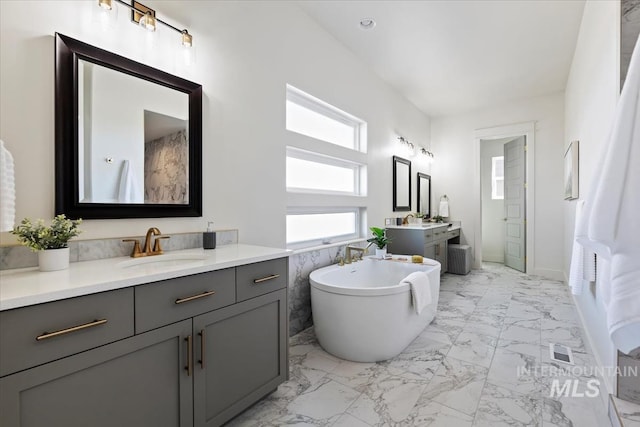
[375, 248, 387, 259]
[38, 247, 70, 272]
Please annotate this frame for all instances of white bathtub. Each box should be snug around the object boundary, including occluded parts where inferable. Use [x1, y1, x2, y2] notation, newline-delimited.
[309, 256, 440, 362]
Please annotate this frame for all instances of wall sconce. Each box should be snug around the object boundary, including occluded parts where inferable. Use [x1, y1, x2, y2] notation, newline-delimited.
[398, 136, 434, 162]
[96, 0, 194, 49]
[398, 136, 415, 157]
[420, 147, 435, 163]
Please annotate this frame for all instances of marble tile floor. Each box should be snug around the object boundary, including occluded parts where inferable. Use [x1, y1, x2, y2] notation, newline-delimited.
[228, 263, 614, 427]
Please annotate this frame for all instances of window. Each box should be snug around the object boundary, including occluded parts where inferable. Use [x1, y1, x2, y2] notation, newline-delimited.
[285, 85, 367, 248]
[492, 156, 504, 200]
[286, 86, 364, 151]
[286, 148, 361, 195]
[286, 209, 359, 245]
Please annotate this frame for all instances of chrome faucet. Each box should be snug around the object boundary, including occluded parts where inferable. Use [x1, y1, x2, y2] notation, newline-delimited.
[345, 245, 366, 264]
[123, 227, 170, 258]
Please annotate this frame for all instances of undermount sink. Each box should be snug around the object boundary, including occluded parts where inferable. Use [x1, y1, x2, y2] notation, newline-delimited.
[117, 253, 208, 269]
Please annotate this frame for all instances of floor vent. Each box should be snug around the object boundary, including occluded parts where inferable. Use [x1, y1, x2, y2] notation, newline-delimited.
[549, 343, 574, 364]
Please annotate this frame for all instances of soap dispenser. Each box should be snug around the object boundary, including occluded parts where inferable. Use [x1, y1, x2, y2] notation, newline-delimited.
[203, 221, 216, 249]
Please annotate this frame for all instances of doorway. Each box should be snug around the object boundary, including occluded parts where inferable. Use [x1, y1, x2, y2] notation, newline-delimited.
[480, 136, 526, 271]
[473, 122, 535, 273]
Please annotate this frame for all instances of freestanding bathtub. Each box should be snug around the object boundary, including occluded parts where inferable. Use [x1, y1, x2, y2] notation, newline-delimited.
[309, 256, 440, 362]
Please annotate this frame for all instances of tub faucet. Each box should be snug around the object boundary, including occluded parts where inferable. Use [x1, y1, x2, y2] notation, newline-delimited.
[345, 245, 366, 264]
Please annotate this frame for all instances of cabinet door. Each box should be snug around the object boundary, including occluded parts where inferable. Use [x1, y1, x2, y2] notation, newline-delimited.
[435, 240, 448, 273]
[0, 320, 193, 427]
[424, 243, 436, 260]
[193, 289, 287, 427]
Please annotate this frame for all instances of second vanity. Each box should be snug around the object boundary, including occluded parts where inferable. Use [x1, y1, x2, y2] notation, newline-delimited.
[0, 244, 290, 427]
[386, 223, 461, 273]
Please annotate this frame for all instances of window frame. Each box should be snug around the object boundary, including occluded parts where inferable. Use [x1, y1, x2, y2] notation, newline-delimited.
[285, 85, 368, 249]
[491, 156, 505, 200]
[285, 207, 362, 249]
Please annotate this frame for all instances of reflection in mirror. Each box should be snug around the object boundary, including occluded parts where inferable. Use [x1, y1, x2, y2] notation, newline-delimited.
[393, 156, 411, 211]
[78, 60, 189, 204]
[417, 172, 431, 218]
[55, 33, 202, 219]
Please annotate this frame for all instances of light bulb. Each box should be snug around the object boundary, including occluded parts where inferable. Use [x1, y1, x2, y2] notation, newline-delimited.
[139, 12, 156, 31]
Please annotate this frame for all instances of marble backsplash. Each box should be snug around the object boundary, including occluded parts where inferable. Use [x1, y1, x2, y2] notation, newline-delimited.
[0, 229, 238, 270]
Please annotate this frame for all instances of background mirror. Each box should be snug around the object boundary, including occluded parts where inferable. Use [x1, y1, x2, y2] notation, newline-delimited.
[78, 60, 189, 205]
[393, 156, 411, 211]
[417, 172, 431, 218]
[56, 33, 202, 219]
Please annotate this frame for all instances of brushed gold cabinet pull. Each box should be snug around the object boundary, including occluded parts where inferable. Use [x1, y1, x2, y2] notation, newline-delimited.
[199, 329, 205, 369]
[185, 335, 193, 377]
[36, 319, 108, 341]
[175, 290, 216, 304]
[253, 274, 280, 284]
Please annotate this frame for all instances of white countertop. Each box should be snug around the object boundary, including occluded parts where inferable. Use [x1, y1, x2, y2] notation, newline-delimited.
[0, 244, 291, 311]
[386, 223, 461, 231]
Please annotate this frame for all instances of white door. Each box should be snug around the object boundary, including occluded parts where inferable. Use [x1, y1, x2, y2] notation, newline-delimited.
[504, 137, 526, 272]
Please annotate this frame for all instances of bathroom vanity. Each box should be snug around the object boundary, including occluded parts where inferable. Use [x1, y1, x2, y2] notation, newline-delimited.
[386, 224, 461, 273]
[0, 245, 289, 427]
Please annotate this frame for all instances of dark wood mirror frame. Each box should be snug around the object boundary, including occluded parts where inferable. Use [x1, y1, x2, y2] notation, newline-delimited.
[417, 172, 431, 219]
[392, 156, 411, 211]
[55, 33, 202, 219]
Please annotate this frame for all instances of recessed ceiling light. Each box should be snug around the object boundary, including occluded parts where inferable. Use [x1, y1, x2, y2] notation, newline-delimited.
[359, 18, 376, 30]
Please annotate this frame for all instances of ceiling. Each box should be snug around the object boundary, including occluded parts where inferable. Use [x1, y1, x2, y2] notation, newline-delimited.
[298, 0, 586, 117]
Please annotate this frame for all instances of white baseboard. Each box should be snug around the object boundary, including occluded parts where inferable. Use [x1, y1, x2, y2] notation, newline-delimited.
[572, 293, 615, 408]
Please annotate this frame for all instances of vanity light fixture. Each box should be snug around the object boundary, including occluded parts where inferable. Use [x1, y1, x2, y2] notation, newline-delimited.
[398, 136, 434, 161]
[96, 0, 193, 48]
[398, 136, 415, 157]
[420, 147, 435, 162]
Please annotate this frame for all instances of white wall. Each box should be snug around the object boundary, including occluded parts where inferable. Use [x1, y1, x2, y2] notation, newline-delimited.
[0, 1, 431, 246]
[431, 93, 565, 279]
[480, 138, 506, 263]
[564, 0, 620, 392]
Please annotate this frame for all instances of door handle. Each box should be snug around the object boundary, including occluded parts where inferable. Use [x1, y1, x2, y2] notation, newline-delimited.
[503, 218, 507, 221]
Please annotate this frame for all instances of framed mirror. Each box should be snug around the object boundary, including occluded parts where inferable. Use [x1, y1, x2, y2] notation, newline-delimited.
[417, 172, 431, 218]
[55, 33, 202, 219]
[392, 156, 411, 211]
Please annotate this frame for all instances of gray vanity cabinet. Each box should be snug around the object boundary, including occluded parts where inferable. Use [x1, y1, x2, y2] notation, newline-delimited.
[0, 319, 193, 427]
[386, 226, 458, 273]
[0, 256, 289, 427]
[193, 289, 287, 426]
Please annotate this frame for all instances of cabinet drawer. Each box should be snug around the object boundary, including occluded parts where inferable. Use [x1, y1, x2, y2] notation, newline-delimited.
[432, 227, 447, 241]
[423, 229, 434, 241]
[447, 229, 460, 239]
[0, 288, 134, 377]
[135, 268, 235, 333]
[236, 258, 287, 302]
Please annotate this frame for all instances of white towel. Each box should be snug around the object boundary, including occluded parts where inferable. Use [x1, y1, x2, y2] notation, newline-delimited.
[568, 200, 586, 295]
[583, 250, 596, 282]
[118, 160, 142, 203]
[401, 271, 431, 315]
[439, 199, 450, 217]
[0, 140, 16, 232]
[576, 33, 640, 354]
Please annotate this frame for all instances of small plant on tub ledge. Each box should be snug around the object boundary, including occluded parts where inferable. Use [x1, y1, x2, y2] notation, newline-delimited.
[11, 214, 82, 271]
[367, 226, 391, 259]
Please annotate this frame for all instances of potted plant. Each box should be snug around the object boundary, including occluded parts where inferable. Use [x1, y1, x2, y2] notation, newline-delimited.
[367, 226, 391, 259]
[11, 214, 82, 271]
